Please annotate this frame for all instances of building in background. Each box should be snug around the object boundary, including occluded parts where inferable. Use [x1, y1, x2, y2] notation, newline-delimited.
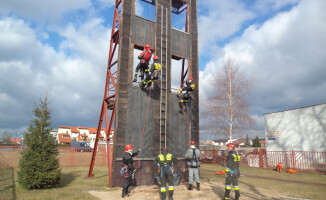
[264, 103, 326, 151]
[56, 126, 110, 145]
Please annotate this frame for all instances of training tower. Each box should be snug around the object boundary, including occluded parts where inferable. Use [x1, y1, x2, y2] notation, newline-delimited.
[88, 0, 199, 187]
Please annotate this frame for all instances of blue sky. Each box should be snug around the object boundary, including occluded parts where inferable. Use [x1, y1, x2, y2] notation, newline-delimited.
[1, 0, 326, 140]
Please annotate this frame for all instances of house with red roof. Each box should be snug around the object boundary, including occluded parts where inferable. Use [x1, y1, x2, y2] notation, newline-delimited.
[56, 126, 110, 144]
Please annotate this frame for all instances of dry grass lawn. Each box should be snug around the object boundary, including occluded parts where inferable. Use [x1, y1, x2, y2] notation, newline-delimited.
[1, 164, 325, 200]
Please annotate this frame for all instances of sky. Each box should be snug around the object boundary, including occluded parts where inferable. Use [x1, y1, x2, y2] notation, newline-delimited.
[0, 0, 326, 140]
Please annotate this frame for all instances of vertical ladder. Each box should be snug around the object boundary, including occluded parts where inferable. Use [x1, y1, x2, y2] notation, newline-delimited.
[160, 6, 168, 151]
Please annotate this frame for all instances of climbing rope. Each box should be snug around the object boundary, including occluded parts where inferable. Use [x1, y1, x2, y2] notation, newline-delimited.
[137, 86, 153, 187]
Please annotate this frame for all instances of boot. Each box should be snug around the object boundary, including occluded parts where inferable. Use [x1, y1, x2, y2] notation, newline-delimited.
[179, 102, 184, 112]
[224, 188, 230, 200]
[188, 184, 193, 190]
[121, 190, 127, 198]
[196, 182, 200, 191]
[168, 191, 173, 200]
[235, 190, 240, 200]
[160, 192, 166, 200]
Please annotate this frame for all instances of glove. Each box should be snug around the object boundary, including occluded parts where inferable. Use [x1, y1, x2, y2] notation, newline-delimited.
[178, 89, 182, 92]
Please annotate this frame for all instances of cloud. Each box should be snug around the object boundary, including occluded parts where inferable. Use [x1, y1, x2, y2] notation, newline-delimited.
[0, 0, 91, 22]
[198, 0, 254, 54]
[199, 0, 326, 130]
[0, 17, 111, 130]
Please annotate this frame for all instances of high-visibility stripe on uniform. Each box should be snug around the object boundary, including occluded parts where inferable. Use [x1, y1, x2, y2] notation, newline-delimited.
[234, 185, 239, 190]
[158, 153, 172, 161]
[160, 187, 166, 192]
[191, 84, 195, 89]
[225, 168, 230, 172]
[154, 63, 161, 70]
[225, 185, 231, 190]
[233, 154, 240, 162]
[224, 197, 229, 199]
[168, 186, 174, 191]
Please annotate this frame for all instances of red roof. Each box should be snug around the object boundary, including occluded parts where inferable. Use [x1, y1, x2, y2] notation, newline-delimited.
[58, 134, 72, 144]
[10, 138, 22, 144]
[77, 135, 90, 142]
[58, 126, 108, 135]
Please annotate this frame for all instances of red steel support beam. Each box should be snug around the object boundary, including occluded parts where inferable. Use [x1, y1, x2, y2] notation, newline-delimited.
[88, 0, 121, 188]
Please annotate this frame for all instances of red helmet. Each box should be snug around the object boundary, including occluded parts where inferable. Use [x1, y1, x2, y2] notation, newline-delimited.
[145, 44, 150, 51]
[190, 141, 195, 145]
[125, 144, 133, 151]
[153, 55, 159, 61]
[227, 143, 235, 149]
[188, 77, 193, 81]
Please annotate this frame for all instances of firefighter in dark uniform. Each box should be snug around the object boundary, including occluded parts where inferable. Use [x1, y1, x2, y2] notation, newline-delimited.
[154, 148, 178, 200]
[224, 143, 241, 200]
[140, 55, 161, 89]
[133, 44, 153, 82]
[122, 144, 140, 198]
[178, 76, 195, 112]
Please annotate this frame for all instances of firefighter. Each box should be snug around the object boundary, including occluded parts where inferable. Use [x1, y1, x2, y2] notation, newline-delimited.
[185, 141, 200, 191]
[154, 148, 178, 200]
[178, 76, 195, 112]
[140, 55, 161, 89]
[224, 143, 241, 200]
[133, 44, 153, 82]
[122, 144, 140, 198]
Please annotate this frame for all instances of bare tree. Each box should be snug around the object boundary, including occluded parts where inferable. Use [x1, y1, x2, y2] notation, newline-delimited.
[202, 58, 255, 141]
[2, 131, 13, 144]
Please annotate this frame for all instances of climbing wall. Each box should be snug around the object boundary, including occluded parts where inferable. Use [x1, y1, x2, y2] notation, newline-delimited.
[108, 0, 199, 187]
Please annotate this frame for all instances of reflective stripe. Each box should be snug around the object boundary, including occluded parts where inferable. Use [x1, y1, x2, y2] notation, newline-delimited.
[158, 154, 164, 161]
[154, 63, 161, 70]
[166, 154, 172, 161]
[225, 185, 231, 190]
[225, 168, 230, 172]
[184, 100, 188, 102]
[135, 72, 138, 74]
[161, 187, 166, 192]
[168, 186, 174, 190]
[233, 154, 240, 162]
[145, 69, 149, 72]
[148, 80, 152, 83]
[224, 197, 229, 200]
[191, 84, 195, 89]
[234, 185, 239, 190]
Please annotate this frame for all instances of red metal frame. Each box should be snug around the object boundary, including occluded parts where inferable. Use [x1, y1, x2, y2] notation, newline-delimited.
[88, 0, 121, 187]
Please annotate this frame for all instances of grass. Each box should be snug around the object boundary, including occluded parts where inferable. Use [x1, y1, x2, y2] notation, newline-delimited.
[200, 164, 326, 200]
[1, 164, 325, 200]
[0, 167, 16, 200]
[0, 166, 110, 200]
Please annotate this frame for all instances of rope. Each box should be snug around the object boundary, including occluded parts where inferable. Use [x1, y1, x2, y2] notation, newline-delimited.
[177, 0, 192, 148]
[137, 86, 153, 187]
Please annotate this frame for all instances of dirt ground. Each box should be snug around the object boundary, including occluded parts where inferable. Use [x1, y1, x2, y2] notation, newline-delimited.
[89, 181, 295, 200]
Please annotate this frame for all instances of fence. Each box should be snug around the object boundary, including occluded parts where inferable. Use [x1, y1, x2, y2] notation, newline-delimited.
[1, 146, 325, 174]
[0, 146, 108, 168]
[200, 149, 326, 173]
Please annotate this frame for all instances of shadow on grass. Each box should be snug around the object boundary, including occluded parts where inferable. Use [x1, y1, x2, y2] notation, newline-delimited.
[56, 171, 80, 188]
[207, 179, 224, 199]
[0, 167, 16, 200]
[239, 180, 279, 200]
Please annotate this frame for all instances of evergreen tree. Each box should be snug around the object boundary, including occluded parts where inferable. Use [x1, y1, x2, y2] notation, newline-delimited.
[252, 136, 261, 147]
[244, 134, 251, 147]
[18, 96, 60, 189]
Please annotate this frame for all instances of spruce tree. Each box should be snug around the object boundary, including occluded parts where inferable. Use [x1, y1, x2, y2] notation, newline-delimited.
[244, 134, 251, 147]
[18, 96, 60, 189]
[252, 136, 261, 147]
